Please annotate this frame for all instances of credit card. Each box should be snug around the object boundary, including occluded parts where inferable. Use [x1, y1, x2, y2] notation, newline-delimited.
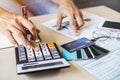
[84, 47, 93, 58]
[61, 37, 95, 53]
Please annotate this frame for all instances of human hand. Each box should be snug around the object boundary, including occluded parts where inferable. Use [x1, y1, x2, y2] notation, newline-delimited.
[0, 8, 40, 50]
[56, 0, 84, 36]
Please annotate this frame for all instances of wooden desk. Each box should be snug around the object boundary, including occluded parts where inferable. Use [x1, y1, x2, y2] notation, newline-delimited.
[0, 6, 120, 80]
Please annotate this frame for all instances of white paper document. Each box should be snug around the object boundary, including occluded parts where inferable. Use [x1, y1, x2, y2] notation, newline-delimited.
[42, 12, 107, 39]
[75, 42, 120, 80]
[0, 33, 14, 49]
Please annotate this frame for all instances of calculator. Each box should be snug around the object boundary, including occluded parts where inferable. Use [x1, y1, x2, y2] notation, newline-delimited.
[15, 42, 70, 74]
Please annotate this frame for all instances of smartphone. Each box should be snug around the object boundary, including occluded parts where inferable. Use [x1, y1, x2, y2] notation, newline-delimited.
[99, 21, 120, 31]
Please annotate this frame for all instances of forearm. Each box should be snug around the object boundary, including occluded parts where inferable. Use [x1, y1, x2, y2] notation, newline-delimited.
[0, 8, 9, 15]
[0, 8, 7, 12]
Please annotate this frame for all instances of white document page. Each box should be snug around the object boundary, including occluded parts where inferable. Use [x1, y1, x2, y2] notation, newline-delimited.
[42, 12, 107, 39]
[0, 33, 14, 49]
[75, 41, 120, 80]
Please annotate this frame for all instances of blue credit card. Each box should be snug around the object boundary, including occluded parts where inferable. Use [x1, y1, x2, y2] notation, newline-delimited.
[61, 37, 95, 53]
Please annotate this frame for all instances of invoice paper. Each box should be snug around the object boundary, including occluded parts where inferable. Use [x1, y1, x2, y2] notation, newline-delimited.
[75, 41, 120, 80]
[42, 12, 107, 39]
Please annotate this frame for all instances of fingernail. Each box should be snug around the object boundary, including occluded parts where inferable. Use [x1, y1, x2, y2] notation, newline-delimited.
[35, 46, 40, 52]
[57, 27, 60, 31]
[75, 32, 79, 36]
[15, 44, 18, 47]
[26, 45, 31, 50]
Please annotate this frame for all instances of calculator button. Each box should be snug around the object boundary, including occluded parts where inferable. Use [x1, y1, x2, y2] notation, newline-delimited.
[40, 43, 52, 60]
[49, 48, 60, 59]
[47, 43, 60, 59]
[34, 44, 44, 61]
[26, 48, 36, 62]
[18, 46, 27, 62]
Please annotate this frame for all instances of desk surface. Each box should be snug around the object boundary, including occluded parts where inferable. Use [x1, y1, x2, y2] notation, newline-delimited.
[0, 6, 120, 80]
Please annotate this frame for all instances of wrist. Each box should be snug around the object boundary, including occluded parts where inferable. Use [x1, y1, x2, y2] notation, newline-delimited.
[52, 0, 73, 5]
[52, 0, 60, 5]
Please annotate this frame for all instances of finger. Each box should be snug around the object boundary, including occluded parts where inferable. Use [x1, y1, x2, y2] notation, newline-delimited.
[7, 33, 18, 47]
[2, 30, 18, 47]
[68, 13, 79, 36]
[11, 19, 26, 35]
[29, 20, 40, 33]
[84, 18, 91, 21]
[17, 16, 37, 40]
[75, 11, 84, 29]
[7, 25, 32, 49]
[57, 13, 63, 30]
[79, 10, 84, 19]
[36, 27, 40, 33]
[29, 20, 40, 37]
[30, 40, 39, 51]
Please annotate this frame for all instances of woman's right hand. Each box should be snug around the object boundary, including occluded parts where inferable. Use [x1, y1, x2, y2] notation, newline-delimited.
[0, 8, 40, 50]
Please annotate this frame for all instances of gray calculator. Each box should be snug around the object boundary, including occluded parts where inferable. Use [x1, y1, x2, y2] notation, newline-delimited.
[15, 42, 70, 74]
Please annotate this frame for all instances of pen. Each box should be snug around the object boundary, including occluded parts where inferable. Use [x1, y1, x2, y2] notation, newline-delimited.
[22, 6, 28, 19]
[22, 6, 42, 42]
[22, 6, 32, 41]
[37, 34, 42, 42]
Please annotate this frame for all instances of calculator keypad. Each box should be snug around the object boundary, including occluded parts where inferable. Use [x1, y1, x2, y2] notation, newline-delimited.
[16, 43, 61, 64]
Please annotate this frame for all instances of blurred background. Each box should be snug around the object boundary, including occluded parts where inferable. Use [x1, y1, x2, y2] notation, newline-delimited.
[0, 0, 119, 16]
[73, 0, 120, 12]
